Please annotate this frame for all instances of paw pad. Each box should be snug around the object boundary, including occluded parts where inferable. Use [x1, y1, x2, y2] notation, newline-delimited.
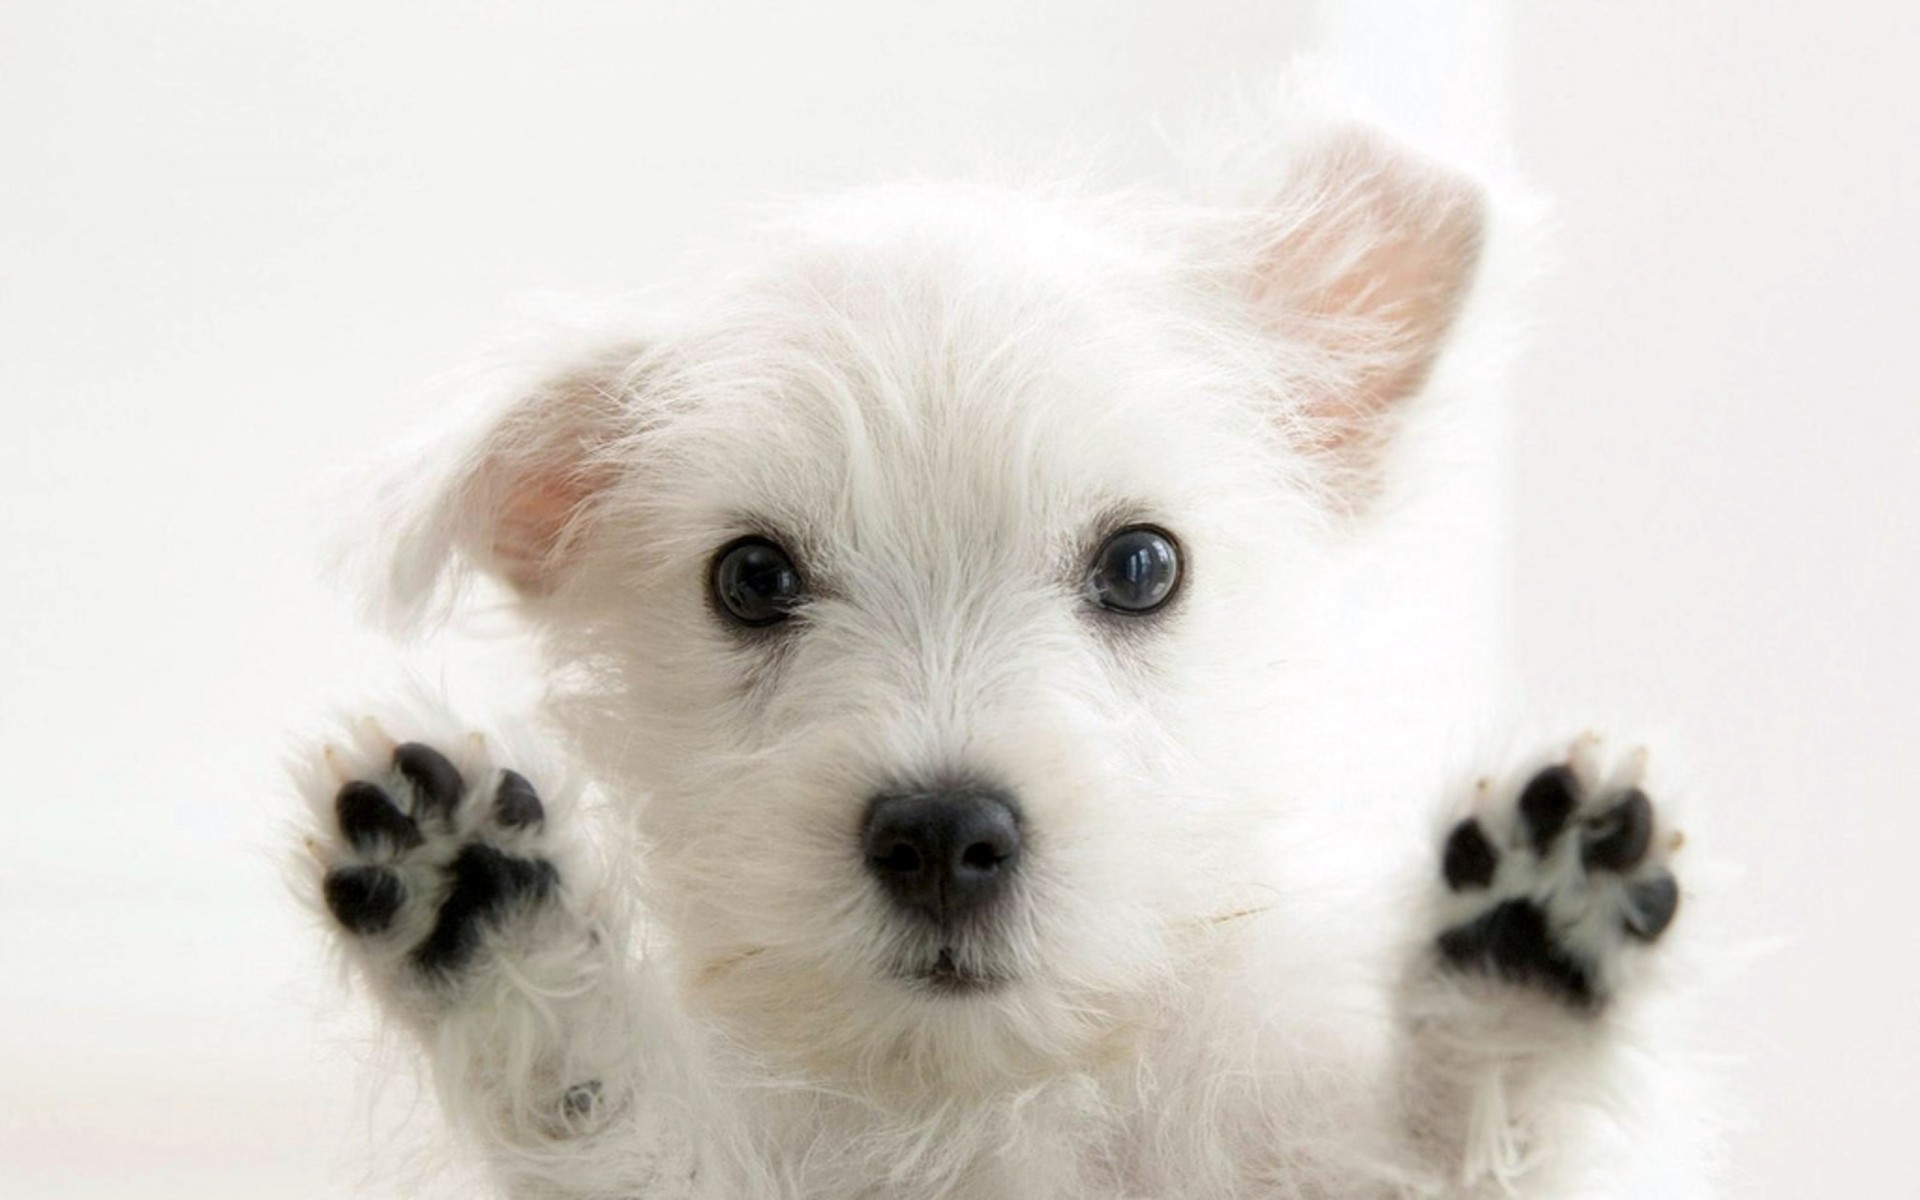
[323, 865, 407, 935]
[1437, 748, 1681, 1010]
[409, 843, 557, 973]
[318, 740, 559, 979]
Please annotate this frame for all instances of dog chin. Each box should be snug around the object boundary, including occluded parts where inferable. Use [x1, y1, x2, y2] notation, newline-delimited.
[907, 948, 1011, 996]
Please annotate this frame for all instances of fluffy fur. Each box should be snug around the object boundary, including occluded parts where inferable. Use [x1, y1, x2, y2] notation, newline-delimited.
[294, 116, 1714, 1198]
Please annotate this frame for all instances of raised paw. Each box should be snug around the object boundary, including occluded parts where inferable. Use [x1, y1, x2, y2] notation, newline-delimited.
[1435, 736, 1682, 1010]
[307, 726, 563, 984]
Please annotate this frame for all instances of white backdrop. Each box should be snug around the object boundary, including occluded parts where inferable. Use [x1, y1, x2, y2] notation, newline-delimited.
[1507, 6, 1920, 1197]
[1, 3, 1911, 1197]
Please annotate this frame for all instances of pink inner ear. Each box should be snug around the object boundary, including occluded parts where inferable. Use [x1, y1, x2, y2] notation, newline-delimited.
[492, 466, 607, 595]
[466, 352, 641, 598]
[1251, 135, 1486, 474]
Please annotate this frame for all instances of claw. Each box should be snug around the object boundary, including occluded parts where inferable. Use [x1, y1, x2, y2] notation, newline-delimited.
[321, 743, 351, 787]
[353, 714, 397, 754]
[1600, 744, 1651, 797]
[1567, 732, 1605, 791]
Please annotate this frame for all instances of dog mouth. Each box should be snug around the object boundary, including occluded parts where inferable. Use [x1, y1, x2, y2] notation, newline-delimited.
[907, 947, 1009, 995]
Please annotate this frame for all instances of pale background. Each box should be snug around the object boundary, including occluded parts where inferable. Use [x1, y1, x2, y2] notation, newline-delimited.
[2, 2, 1913, 1196]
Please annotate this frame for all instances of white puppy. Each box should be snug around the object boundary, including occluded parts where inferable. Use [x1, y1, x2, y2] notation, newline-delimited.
[295, 121, 1710, 1199]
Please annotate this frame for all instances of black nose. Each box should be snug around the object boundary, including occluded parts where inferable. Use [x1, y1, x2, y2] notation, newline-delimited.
[863, 785, 1022, 924]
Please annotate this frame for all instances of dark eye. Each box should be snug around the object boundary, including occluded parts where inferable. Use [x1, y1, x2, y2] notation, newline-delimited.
[1086, 525, 1181, 615]
[711, 537, 804, 627]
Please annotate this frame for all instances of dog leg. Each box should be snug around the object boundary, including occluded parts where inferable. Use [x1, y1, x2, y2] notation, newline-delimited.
[295, 706, 711, 1198]
[1394, 734, 1685, 1197]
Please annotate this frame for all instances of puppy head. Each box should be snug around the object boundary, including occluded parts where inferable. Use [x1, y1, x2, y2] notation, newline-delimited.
[385, 129, 1483, 1087]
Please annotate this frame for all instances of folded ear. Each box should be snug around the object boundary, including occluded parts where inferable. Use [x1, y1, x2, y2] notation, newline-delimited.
[1236, 129, 1486, 504]
[380, 337, 649, 622]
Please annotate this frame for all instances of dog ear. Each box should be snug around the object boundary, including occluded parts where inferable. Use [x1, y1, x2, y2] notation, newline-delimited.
[377, 337, 648, 624]
[1235, 129, 1486, 504]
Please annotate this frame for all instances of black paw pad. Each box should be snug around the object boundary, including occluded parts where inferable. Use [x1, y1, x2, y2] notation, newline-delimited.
[395, 742, 465, 821]
[494, 769, 545, 829]
[336, 781, 423, 853]
[1517, 765, 1578, 853]
[1437, 898, 1596, 1008]
[1581, 789, 1654, 873]
[411, 843, 559, 974]
[561, 1080, 602, 1122]
[1442, 819, 1499, 891]
[324, 866, 406, 934]
[1624, 872, 1681, 941]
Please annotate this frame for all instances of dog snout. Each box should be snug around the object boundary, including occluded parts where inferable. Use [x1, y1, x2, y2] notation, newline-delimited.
[863, 785, 1022, 924]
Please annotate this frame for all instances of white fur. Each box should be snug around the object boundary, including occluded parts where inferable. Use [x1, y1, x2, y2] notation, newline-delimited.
[294, 115, 1714, 1199]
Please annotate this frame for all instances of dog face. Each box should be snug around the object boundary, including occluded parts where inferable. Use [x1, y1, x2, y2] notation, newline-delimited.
[389, 132, 1483, 1083]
